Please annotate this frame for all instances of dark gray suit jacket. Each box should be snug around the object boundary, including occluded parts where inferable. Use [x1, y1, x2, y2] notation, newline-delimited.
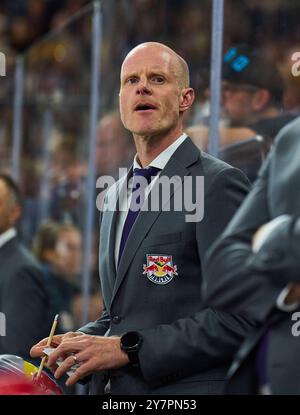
[80, 137, 254, 394]
[0, 237, 51, 362]
[203, 117, 300, 394]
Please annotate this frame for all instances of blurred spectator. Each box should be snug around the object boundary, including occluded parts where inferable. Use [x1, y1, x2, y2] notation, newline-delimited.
[96, 111, 135, 178]
[1, 0, 89, 54]
[50, 222, 82, 283]
[48, 138, 87, 224]
[8, 16, 33, 52]
[33, 221, 103, 333]
[33, 221, 82, 333]
[0, 173, 52, 362]
[221, 45, 296, 140]
[187, 44, 298, 153]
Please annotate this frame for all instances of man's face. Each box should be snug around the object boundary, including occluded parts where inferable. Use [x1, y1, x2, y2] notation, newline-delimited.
[119, 46, 184, 138]
[54, 230, 82, 279]
[0, 181, 19, 234]
[96, 115, 132, 175]
[222, 81, 258, 126]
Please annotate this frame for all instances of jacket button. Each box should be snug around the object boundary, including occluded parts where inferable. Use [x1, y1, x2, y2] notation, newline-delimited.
[112, 315, 121, 324]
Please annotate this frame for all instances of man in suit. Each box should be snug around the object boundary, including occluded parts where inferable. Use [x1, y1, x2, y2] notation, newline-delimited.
[0, 173, 51, 361]
[31, 42, 253, 394]
[203, 116, 300, 394]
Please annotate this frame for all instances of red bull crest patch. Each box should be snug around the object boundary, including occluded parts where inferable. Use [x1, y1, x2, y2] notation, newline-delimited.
[143, 254, 178, 285]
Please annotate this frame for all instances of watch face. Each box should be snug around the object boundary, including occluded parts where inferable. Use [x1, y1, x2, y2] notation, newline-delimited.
[122, 331, 140, 350]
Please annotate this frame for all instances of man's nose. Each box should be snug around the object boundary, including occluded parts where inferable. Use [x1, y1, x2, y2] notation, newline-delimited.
[136, 79, 151, 95]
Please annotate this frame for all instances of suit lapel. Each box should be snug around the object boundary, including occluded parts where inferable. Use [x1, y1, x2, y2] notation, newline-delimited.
[101, 172, 131, 295]
[111, 137, 200, 303]
[103, 209, 117, 289]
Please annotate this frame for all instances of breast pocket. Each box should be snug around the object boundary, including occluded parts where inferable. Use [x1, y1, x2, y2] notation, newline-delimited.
[143, 232, 182, 247]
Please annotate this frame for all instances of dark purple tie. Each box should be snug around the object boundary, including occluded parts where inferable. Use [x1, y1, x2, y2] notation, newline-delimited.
[118, 166, 161, 263]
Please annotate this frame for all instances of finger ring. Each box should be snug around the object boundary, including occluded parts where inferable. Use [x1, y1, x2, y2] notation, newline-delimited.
[72, 355, 78, 364]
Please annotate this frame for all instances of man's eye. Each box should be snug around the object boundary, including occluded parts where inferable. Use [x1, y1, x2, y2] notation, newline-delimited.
[127, 77, 138, 84]
[152, 76, 164, 83]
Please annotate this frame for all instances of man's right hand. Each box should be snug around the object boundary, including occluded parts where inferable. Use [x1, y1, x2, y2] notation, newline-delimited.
[30, 332, 83, 359]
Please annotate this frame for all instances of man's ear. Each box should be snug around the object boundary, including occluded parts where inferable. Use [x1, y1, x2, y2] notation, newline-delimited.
[179, 88, 195, 113]
[252, 89, 271, 111]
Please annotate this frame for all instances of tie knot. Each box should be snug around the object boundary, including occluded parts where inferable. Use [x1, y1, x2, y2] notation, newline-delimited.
[133, 166, 161, 183]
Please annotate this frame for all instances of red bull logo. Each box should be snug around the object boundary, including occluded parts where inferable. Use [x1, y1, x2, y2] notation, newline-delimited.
[143, 254, 178, 285]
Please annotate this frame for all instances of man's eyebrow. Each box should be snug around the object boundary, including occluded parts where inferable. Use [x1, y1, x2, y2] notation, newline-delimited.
[122, 65, 168, 75]
[149, 70, 166, 76]
[121, 71, 138, 80]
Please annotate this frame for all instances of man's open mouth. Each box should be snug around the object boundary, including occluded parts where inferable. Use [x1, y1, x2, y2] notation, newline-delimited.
[134, 103, 157, 111]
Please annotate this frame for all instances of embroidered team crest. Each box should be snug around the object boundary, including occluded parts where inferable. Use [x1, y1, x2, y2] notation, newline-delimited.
[143, 254, 178, 285]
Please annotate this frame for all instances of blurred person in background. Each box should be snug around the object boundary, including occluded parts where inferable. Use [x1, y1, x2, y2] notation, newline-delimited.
[221, 45, 296, 140]
[33, 221, 82, 333]
[96, 111, 135, 178]
[188, 45, 297, 152]
[48, 138, 87, 224]
[187, 45, 297, 184]
[0, 173, 52, 362]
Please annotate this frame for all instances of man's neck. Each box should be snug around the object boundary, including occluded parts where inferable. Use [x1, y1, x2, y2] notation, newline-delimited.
[133, 126, 183, 167]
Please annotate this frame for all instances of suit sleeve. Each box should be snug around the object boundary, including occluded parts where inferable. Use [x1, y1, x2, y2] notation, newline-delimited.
[1, 264, 50, 360]
[202, 154, 288, 323]
[138, 167, 257, 386]
[78, 308, 110, 336]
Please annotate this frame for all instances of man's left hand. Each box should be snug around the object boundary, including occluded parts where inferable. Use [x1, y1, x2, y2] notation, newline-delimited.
[46, 334, 129, 386]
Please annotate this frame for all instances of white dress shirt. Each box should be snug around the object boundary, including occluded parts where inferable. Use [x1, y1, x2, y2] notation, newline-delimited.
[0, 228, 17, 249]
[114, 133, 187, 267]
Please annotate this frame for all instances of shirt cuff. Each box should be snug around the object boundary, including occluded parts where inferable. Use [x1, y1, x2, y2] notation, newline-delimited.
[252, 214, 290, 253]
[276, 282, 300, 312]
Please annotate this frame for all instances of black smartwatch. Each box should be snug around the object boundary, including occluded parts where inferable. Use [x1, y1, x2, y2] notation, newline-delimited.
[120, 331, 143, 366]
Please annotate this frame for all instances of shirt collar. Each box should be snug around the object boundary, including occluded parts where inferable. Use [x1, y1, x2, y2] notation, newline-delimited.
[0, 228, 17, 249]
[133, 133, 187, 170]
